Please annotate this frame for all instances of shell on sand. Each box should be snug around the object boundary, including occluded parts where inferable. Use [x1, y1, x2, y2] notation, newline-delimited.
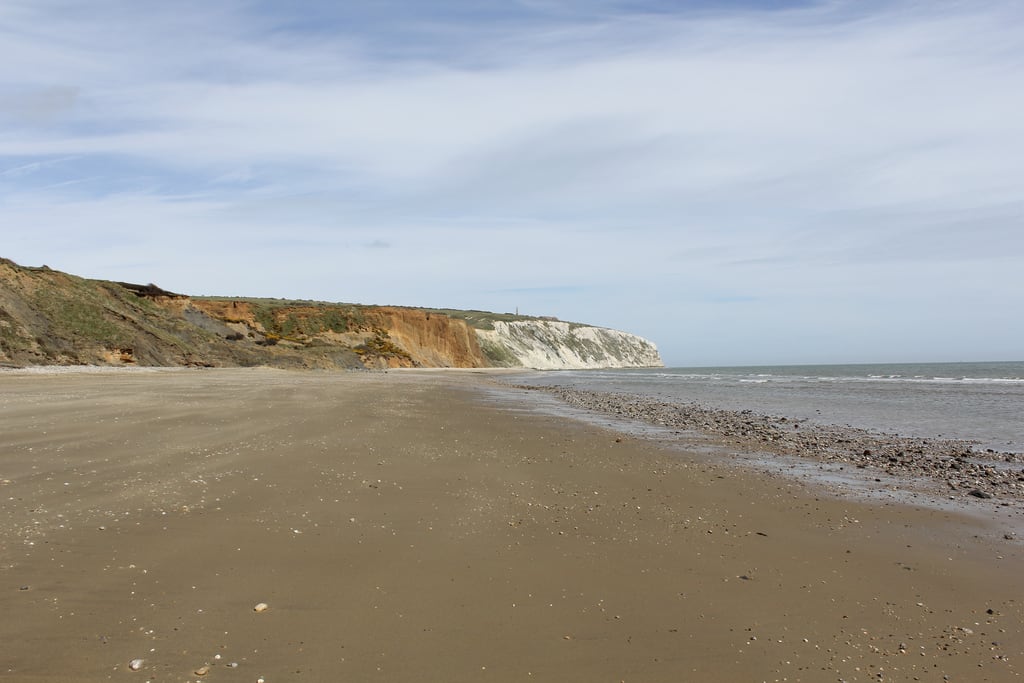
[128, 658, 144, 671]
[253, 602, 269, 612]
[194, 664, 210, 676]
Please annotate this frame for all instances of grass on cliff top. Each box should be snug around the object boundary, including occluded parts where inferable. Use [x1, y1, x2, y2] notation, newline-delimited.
[19, 272, 216, 358]
[193, 296, 577, 332]
[418, 308, 580, 331]
[194, 297, 367, 336]
[194, 296, 361, 308]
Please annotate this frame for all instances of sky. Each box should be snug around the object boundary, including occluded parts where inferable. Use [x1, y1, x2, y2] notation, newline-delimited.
[1, 0, 1022, 367]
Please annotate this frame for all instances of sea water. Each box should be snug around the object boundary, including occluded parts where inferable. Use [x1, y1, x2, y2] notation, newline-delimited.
[509, 361, 1024, 453]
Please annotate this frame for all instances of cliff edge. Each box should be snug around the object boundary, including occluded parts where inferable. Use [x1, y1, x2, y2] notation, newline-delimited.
[478, 320, 662, 370]
[0, 258, 662, 370]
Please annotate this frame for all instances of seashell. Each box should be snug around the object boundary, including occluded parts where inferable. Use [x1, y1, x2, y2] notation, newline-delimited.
[253, 602, 269, 612]
[194, 665, 210, 676]
[128, 658, 144, 671]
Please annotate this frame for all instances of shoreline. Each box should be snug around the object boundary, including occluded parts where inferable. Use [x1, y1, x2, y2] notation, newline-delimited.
[503, 382, 1024, 509]
[2, 369, 1022, 681]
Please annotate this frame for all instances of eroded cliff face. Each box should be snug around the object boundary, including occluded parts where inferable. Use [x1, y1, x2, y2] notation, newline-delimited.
[476, 320, 663, 370]
[185, 300, 488, 369]
[368, 307, 488, 368]
[0, 258, 661, 370]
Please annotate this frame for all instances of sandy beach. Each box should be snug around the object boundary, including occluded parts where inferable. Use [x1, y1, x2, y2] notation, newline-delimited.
[1, 368, 1021, 682]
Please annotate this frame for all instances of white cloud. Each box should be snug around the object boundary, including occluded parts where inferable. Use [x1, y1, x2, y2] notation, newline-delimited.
[1, 0, 1022, 364]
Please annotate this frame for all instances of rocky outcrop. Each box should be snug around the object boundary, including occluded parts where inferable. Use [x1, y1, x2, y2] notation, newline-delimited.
[476, 320, 662, 370]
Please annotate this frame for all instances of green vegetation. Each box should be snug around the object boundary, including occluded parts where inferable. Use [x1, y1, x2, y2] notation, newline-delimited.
[0, 313, 31, 356]
[476, 336, 518, 367]
[236, 299, 367, 338]
[354, 328, 413, 363]
[31, 278, 132, 346]
[420, 308, 574, 331]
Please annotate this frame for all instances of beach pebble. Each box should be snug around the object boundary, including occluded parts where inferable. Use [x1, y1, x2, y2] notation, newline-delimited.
[254, 602, 269, 612]
[128, 658, 144, 671]
[521, 384, 1024, 503]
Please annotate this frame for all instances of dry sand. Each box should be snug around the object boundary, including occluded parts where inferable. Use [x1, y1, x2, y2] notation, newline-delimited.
[0, 368, 1021, 682]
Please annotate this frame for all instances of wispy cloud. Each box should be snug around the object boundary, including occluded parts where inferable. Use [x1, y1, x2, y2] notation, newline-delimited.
[1, 0, 1022, 364]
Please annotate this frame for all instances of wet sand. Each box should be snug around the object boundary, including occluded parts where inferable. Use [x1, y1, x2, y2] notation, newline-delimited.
[1, 368, 1021, 682]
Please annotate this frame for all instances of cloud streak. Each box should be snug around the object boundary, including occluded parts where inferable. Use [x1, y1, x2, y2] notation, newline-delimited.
[1, 0, 1022, 364]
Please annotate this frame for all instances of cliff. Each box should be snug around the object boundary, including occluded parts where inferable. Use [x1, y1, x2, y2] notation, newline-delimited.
[477, 320, 663, 370]
[0, 258, 661, 370]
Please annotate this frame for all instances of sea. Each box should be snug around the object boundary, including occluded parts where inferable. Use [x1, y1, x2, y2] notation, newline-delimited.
[507, 361, 1024, 454]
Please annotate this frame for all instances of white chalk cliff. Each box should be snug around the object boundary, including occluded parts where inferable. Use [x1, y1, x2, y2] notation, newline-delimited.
[476, 320, 663, 370]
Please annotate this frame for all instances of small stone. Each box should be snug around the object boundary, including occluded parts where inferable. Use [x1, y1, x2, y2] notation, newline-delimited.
[128, 658, 144, 671]
[968, 489, 993, 499]
[254, 602, 269, 612]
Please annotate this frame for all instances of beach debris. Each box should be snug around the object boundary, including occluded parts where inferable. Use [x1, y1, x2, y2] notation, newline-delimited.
[194, 665, 210, 676]
[254, 602, 269, 612]
[517, 384, 1024, 502]
[128, 658, 144, 671]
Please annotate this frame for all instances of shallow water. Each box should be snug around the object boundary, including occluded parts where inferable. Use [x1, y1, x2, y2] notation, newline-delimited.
[507, 361, 1024, 453]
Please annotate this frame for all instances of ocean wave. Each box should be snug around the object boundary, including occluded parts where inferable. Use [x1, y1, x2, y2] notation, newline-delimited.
[672, 374, 1024, 386]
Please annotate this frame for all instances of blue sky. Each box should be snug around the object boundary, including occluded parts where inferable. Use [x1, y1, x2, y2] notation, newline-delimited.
[2, 0, 1022, 366]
